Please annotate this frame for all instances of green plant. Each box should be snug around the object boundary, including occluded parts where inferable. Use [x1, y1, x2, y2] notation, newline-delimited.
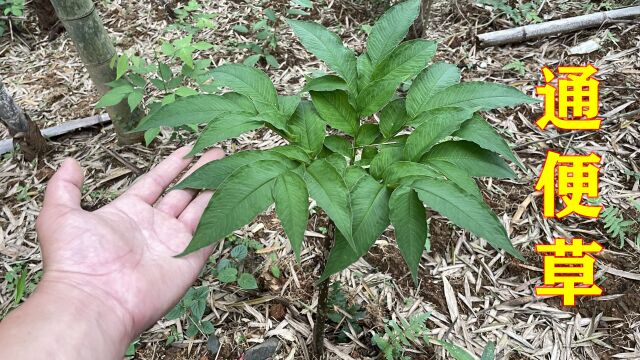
[326, 281, 364, 342]
[164, 286, 215, 340]
[478, 0, 542, 25]
[503, 59, 526, 76]
[600, 202, 640, 247]
[0, 0, 24, 37]
[373, 313, 430, 360]
[167, 0, 217, 34]
[211, 243, 259, 290]
[437, 340, 496, 360]
[137, 0, 535, 354]
[1, 265, 41, 318]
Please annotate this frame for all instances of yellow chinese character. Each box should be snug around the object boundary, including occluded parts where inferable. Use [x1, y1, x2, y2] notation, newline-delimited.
[536, 65, 602, 130]
[535, 151, 602, 218]
[535, 238, 603, 306]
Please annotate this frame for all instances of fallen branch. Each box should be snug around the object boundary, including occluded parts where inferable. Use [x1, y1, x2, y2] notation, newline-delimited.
[477, 6, 640, 47]
[0, 113, 111, 155]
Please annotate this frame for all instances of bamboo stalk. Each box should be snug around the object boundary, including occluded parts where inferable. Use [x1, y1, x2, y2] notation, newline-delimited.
[0, 77, 49, 160]
[49, 0, 142, 144]
[477, 6, 640, 47]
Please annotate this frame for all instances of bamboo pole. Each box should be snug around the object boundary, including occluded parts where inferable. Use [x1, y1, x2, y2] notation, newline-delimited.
[49, 0, 142, 144]
[477, 6, 640, 47]
[0, 77, 49, 160]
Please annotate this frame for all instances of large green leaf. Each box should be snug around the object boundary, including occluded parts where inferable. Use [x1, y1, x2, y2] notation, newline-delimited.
[356, 79, 398, 117]
[287, 20, 358, 93]
[382, 161, 442, 187]
[270, 145, 311, 163]
[421, 82, 539, 112]
[320, 174, 390, 280]
[210, 64, 278, 112]
[427, 160, 482, 199]
[366, 0, 421, 65]
[304, 159, 354, 249]
[274, 171, 309, 261]
[356, 53, 374, 93]
[422, 141, 516, 178]
[351, 174, 391, 254]
[174, 150, 292, 190]
[370, 146, 404, 180]
[344, 166, 368, 190]
[406, 62, 461, 117]
[389, 186, 428, 282]
[188, 115, 263, 156]
[310, 90, 358, 136]
[411, 178, 522, 260]
[303, 75, 348, 92]
[379, 99, 410, 139]
[404, 107, 473, 161]
[180, 160, 293, 255]
[453, 114, 523, 169]
[277, 95, 301, 120]
[135, 95, 245, 131]
[324, 135, 353, 158]
[355, 124, 381, 146]
[371, 40, 436, 83]
[288, 101, 326, 155]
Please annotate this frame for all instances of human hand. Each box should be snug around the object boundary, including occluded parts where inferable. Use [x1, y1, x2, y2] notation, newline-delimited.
[24, 147, 223, 354]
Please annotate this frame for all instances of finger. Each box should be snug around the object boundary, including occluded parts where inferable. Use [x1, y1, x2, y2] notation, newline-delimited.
[125, 146, 193, 204]
[178, 190, 213, 234]
[41, 158, 84, 212]
[155, 148, 224, 217]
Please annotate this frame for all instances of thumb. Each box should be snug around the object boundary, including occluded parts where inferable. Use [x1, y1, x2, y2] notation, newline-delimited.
[41, 158, 84, 211]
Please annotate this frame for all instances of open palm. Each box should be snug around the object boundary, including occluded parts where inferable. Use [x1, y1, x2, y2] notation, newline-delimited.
[36, 147, 224, 336]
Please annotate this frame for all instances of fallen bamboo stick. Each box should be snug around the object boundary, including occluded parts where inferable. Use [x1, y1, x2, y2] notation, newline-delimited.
[0, 113, 111, 155]
[477, 6, 640, 47]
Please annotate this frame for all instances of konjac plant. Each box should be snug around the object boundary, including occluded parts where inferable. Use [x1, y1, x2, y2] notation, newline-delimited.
[134, 0, 536, 355]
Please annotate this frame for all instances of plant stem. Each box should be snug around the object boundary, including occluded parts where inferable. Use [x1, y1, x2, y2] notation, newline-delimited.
[312, 221, 335, 358]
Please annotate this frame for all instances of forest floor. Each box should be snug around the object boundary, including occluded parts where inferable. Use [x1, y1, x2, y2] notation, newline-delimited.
[1, 0, 640, 359]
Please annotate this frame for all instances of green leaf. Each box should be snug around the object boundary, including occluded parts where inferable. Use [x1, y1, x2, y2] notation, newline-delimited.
[453, 114, 523, 169]
[175, 150, 293, 190]
[96, 85, 133, 108]
[193, 41, 214, 50]
[274, 171, 309, 261]
[370, 146, 403, 180]
[355, 124, 380, 146]
[371, 40, 436, 82]
[200, 321, 215, 335]
[144, 128, 161, 146]
[427, 160, 482, 199]
[277, 95, 301, 120]
[382, 161, 442, 187]
[310, 90, 358, 136]
[223, 92, 258, 114]
[175, 86, 199, 97]
[411, 178, 522, 260]
[127, 91, 144, 112]
[389, 186, 428, 282]
[344, 166, 368, 190]
[211, 64, 278, 113]
[379, 99, 409, 139]
[287, 19, 358, 93]
[404, 107, 474, 161]
[324, 153, 348, 175]
[135, 95, 248, 131]
[116, 54, 129, 80]
[238, 273, 258, 290]
[324, 135, 353, 158]
[303, 75, 348, 93]
[350, 173, 390, 253]
[265, 54, 279, 68]
[231, 245, 248, 260]
[233, 24, 249, 33]
[288, 101, 326, 155]
[366, 0, 421, 65]
[421, 82, 539, 112]
[422, 141, 516, 178]
[355, 79, 398, 117]
[218, 267, 238, 283]
[164, 303, 184, 320]
[304, 159, 354, 249]
[481, 342, 496, 360]
[356, 52, 374, 93]
[270, 145, 311, 163]
[243, 54, 262, 67]
[320, 174, 390, 281]
[407, 62, 461, 117]
[436, 341, 475, 360]
[181, 160, 293, 255]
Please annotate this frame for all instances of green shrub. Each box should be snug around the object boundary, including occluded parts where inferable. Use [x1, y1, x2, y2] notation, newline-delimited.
[0, 0, 24, 37]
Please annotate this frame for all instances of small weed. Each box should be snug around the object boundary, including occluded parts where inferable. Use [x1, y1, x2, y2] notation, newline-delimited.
[210, 240, 259, 290]
[478, 0, 542, 25]
[503, 59, 526, 76]
[167, 0, 217, 34]
[373, 313, 430, 360]
[164, 286, 215, 340]
[327, 281, 364, 342]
